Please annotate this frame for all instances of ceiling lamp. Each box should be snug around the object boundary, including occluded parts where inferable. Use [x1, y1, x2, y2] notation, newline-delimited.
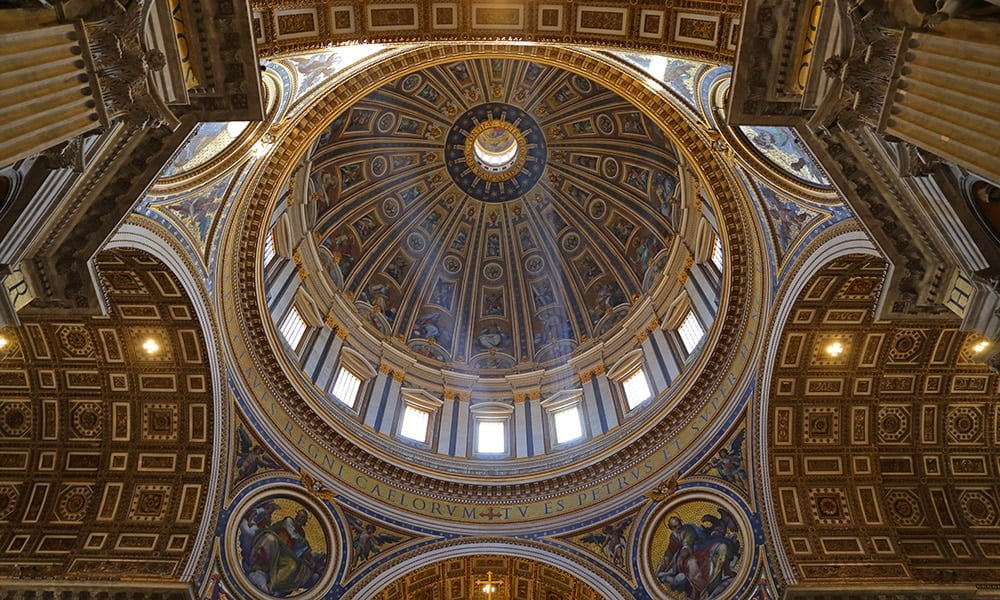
[0, 330, 15, 359]
[142, 337, 161, 355]
[972, 339, 990, 354]
[824, 341, 845, 357]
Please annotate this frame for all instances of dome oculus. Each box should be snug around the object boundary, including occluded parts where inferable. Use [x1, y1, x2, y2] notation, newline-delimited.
[469, 120, 523, 175]
[445, 103, 545, 202]
[305, 59, 684, 370]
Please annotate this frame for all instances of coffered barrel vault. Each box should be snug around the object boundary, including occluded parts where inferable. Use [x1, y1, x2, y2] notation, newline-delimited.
[766, 255, 1000, 587]
[0, 249, 216, 580]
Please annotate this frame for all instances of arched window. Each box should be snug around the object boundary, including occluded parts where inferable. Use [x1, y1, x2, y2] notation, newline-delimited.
[278, 306, 307, 350]
[677, 310, 705, 354]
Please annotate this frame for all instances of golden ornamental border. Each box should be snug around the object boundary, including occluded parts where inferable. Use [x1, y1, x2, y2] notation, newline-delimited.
[219, 43, 763, 504]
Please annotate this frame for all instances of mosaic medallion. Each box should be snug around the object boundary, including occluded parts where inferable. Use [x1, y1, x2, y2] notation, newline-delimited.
[642, 495, 750, 600]
[232, 492, 333, 598]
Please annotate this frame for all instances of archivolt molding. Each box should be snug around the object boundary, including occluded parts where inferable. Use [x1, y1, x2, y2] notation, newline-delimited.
[107, 215, 231, 581]
[216, 43, 768, 528]
[750, 221, 878, 585]
[340, 538, 629, 600]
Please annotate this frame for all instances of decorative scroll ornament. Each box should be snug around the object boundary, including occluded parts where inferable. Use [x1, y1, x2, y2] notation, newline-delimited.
[822, 2, 900, 129]
[84, 0, 178, 129]
[40, 136, 86, 172]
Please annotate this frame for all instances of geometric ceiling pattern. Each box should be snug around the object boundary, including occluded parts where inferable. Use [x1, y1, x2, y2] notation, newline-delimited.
[4, 0, 997, 587]
[0, 248, 214, 580]
[306, 58, 681, 369]
[767, 254, 1000, 585]
[253, 0, 743, 65]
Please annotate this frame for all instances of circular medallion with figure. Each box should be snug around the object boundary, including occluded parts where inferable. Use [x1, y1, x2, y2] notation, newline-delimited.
[640, 493, 752, 600]
[229, 489, 336, 599]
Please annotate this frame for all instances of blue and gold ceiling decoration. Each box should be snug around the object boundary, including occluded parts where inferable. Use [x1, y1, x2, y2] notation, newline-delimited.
[307, 58, 681, 370]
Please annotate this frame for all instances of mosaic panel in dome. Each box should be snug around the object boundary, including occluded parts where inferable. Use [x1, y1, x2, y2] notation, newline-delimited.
[738, 125, 831, 188]
[644, 498, 748, 600]
[344, 510, 415, 573]
[161, 121, 250, 178]
[279, 45, 388, 100]
[616, 53, 708, 107]
[233, 419, 284, 487]
[234, 494, 331, 597]
[757, 182, 825, 257]
[696, 426, 749, 493]
[306, 58, 681, 369]
[563, 513, 636, 574]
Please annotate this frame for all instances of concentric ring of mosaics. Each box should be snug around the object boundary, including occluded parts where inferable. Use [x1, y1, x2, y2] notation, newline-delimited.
[217, 44, 767, 526]
[302, 58, 687, 373]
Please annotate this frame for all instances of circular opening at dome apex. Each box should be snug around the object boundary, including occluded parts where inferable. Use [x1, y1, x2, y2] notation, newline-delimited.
[473, 124, 519, 172]
[460, 117, 529, 186]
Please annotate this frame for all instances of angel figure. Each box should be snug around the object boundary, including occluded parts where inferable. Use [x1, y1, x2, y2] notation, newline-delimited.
[236, 425, 281, 480]
[349, 517, 401, 563]
[581, 517, 633, 567]
[708, 430, 746, 486]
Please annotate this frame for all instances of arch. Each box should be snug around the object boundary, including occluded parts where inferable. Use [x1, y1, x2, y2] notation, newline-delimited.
[0, 244, 218, 582]
[104, 217, 228, 580]
[761, 247, 1000, 587]
[342, 539, 628, 600]
[755, 225, 879, 582]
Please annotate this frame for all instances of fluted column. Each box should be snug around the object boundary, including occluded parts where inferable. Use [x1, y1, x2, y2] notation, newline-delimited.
[0, 23, 101, 167]
[882, 30, 1000, 183]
